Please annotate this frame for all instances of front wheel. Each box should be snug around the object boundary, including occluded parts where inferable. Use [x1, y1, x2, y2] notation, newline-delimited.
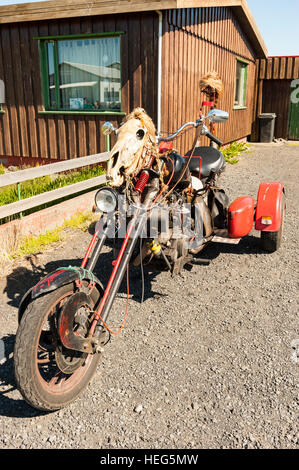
[14, 284, 102, 411]
[260, 194, 286, 253]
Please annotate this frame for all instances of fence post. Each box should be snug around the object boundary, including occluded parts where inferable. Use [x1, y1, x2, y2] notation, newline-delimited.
[106, 134, 110, 152]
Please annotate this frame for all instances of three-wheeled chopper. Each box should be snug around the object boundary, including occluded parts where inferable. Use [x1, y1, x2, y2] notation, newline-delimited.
[14, 106, 285, 411]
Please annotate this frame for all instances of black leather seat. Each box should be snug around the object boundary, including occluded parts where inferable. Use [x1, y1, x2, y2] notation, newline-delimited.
[186, 146, 226, 179]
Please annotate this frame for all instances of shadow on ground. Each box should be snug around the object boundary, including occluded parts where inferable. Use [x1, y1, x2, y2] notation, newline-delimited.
[0, 334, 49, 418]
[0, 233, 264, 417]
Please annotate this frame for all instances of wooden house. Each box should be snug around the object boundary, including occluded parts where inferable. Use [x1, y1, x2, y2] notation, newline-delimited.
[0, 0, 267, 161]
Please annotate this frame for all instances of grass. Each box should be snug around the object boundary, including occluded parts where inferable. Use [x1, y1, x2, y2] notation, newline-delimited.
[16, 227, 63, 257]
[0, 211, 97, 271]
[221, 141, 249, 164]
[0, 165, 105, 208]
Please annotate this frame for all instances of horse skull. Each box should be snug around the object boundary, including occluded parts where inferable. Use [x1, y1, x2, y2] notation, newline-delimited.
[107, 119, 149, 187]
[107, 108, 157, 187]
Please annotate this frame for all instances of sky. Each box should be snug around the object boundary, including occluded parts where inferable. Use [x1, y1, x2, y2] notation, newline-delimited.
[247, 0, 299, 56]
[0, 0, 298, 57]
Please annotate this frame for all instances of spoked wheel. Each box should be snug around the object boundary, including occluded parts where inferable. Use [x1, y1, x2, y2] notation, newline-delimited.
[14, 284, 102, 411]
[260, 194, 286, 253]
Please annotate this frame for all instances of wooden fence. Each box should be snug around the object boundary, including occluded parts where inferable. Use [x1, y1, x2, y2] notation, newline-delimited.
[0, 152, 109, 220]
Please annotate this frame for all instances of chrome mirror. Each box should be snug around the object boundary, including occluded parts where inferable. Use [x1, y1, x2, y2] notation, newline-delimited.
[102, 121, 117, 135]
[207, 109, 229, 123]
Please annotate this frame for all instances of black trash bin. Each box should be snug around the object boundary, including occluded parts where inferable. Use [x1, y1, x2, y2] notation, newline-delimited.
[259, 113, 276, 143]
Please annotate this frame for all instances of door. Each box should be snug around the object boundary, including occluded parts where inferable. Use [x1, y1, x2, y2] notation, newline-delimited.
[262, 79, 292, 139]
[288, 81, 299, 140]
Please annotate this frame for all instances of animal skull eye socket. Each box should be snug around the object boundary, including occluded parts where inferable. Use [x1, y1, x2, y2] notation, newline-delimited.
[136, 129, 145, 140]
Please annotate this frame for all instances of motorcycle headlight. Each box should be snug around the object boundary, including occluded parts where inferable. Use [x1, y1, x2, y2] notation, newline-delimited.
[95, 188, 117, 213]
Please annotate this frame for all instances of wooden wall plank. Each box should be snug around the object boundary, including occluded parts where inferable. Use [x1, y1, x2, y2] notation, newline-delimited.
[280, 57, 286, 79]
[294, 57, 299, 79]
[19, 23, 39, 158]
[266, 58, 273, 79]
[273, 57, 279, 79]
[10, 24, 30, 157]
[1, 25, 21, 156]
[259, 59, 266, 79]
[286, 57, 294, 79]
[0, 27, 12, 154]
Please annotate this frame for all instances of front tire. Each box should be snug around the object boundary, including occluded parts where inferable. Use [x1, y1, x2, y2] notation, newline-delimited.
[14, 284, 101, 411]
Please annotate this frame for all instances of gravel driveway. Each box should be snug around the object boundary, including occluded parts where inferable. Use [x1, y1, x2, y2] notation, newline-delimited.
[0, 142, 298, 449]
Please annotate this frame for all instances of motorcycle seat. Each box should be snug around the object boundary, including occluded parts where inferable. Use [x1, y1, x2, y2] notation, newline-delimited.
[186, 146, 226, 179]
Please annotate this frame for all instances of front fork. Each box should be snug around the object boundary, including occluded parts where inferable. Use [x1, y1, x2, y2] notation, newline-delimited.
[81, 207, 148, 340]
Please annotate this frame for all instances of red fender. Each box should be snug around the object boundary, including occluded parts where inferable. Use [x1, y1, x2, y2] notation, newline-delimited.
[228, 196, 255, 238]
[255, 182, 284, 232]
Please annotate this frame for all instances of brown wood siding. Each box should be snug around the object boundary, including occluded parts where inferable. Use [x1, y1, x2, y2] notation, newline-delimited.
[0, 12, 158, 159]
[258, 57, 299, 80]
[161, 7, 257, 154]
[262, 80, 292, 139]
[251, 57, 299, 141]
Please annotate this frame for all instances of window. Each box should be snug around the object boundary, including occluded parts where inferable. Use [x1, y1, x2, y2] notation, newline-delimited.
[38, 33, 122, 113]
[234, 59, 248, 108]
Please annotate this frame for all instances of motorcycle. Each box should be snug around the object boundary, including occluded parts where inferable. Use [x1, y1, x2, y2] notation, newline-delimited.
[14, 107, 285, 411]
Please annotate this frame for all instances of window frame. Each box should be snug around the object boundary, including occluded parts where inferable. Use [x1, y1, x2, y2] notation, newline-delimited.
[36, 32, 125, 116]
[233, 58, 249, 110]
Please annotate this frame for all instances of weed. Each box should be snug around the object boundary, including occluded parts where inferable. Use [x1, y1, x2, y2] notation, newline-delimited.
[16, 228, 64, 257]
[1, 210, 97, 264]
[221, 141, 249, 164]
[62, 211, 97, 232]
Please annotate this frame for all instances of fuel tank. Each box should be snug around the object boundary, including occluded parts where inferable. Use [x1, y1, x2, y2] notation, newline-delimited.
[164, 152, 191, 188]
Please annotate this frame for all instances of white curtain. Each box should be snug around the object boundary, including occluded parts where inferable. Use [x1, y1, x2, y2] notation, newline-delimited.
[56, 37, 121, 111]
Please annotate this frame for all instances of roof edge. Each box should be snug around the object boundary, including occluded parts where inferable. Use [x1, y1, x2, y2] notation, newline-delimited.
[0, 0, 267, 58]
[231, 1, 267, 58]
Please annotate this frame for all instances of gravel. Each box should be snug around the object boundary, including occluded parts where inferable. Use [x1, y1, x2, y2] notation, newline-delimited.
[0, 142, 298, 449]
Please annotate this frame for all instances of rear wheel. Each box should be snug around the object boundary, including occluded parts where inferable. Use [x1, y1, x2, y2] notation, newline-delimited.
[14, 284, 102, 411]
[260, 194, 286, 252]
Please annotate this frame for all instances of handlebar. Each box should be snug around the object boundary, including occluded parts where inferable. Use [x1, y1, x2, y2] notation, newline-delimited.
[157, 121, 199, 143]
[204, 130, 223, 147]
[158, 119, 223, 147]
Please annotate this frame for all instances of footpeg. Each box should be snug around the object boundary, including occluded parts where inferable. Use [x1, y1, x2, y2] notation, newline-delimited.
[192, 257, 211, 266]
[212, 229, 241, 244]
[212, 235, 241, 244]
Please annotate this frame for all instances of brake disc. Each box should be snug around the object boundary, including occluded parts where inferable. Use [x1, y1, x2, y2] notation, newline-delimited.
[58, 291, 95, 354]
